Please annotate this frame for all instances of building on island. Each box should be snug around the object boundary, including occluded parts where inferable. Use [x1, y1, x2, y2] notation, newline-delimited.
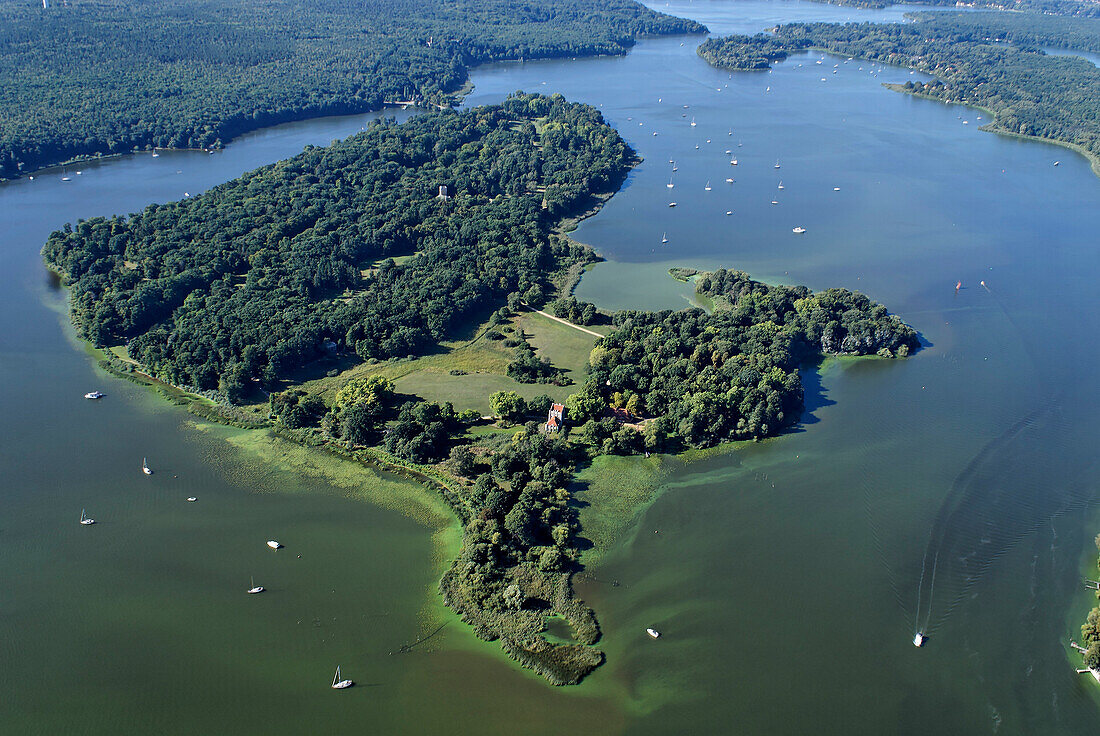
[546, 403, 565, 433]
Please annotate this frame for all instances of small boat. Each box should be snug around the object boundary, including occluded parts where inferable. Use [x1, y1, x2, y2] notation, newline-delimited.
[80, 508, 95, 525]
[690, 117, 696, 127]
[142, 457, 153, 475]
[152, 150, 159, 158]
[704, 181, 711, 191]
[672, 165, 678, 172]
[955, 281, 962, 291]
[777, 181, 784, 190]
[725, 211, 732, 216]
[792, 227, 806, 234]
[646, 628, 661, 639]
[1054, 161, 1060, 166]
[666, 175, 674, 189]
[61, 176, 71, 182]
[771, 200, 779, 205]
[267, 540, 281, 549]
[331, 666, 353, 689]
[725, 177, 734, 183]
[833, 187, 841, 191]
[913, 632, 924, 647]
[186, 497, 197, 502]
[774, 159, 781, 169]
[738, 140, 743, 147]
[661, 232, 668, 244]
[727, 128, 732, 136]
[668, 202, 677, 207]
[248, 576, 265, 594]
[729, 159, 738, 166]
[84, 391, 104, 400]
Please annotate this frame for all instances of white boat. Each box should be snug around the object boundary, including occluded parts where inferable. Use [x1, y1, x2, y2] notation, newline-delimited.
[833, 187, 841, 191]
[666, 175, 674, 189]
[61, 176, 71, 182]
[84, 391, 104, 399]
[777, 181, 784, 190]
[690, 117, 696, 127]
[725, 177, 734, 183]
[331, 665, 353, 689]
[729, 159, 738, 166]
[725, 211, 732, 216]
[792, 226, 806, 234]
[704, 181, 711, 191]
[248, 576, 265, 594]
[913, 632, 924, 647]
[267, 540, 281, 549]
[186, 497, 197, 502]
[774, 159, 781, 169]
[142, 457, 152, 475]
[771, 200, 779, 205]
[661, 232, 668, 244]
[1054, 161, 1061, 166]
[646, 628, 661, 639]
[668, 202, 677, 208]
[80, 508, 95, 525]
[152, 150, 160, 158]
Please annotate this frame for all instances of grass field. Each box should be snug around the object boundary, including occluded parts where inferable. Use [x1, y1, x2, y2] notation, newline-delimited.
[289, 307, 602, 415]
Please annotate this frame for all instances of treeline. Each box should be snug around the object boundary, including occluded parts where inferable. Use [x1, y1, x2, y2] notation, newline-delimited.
[0, 0, 704, 178]
[806, 0, 1100, 16]
[1081, 534, 1100, 670]
[698, 33, 811, 70]
[701, 13, 1100, 163]
[569, 268, 918, 449]
[43, 94, 631, 399]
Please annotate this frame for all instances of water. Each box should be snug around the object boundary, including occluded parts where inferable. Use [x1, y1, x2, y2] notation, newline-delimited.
[3, 1, 1100, 733]
[1043, 46, 1100, 69]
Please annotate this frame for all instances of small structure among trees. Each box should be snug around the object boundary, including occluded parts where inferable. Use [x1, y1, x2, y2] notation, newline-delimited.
[546, 402, 565, 432]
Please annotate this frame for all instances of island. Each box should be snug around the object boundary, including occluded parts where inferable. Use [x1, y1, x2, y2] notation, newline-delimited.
[43, 92, 920, 684]
[697, 11, 1100, 174]
[1077, 534, 1100, 680]
[0, 0, 704, 179]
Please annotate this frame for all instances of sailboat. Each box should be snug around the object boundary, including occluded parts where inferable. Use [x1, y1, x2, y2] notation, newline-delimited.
[661, 232, 668, 244]
[60, 167, 71, 182]
[331, 666, 353, 689]
[248, 576, 265, 594]
[778, 181, 784, 190]
[80, 508, 95, 525]
[690, 117, 696, 127]
[729, 158, 738, 166]
[666, 174, 674, 189]
[704, 181, 711, 191]
[152, 149, 160, 158]
[142, 457, 152, 475]
[774, 159, 781, 169]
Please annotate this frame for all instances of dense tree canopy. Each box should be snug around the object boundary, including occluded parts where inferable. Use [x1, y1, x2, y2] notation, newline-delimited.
[0, 0, 703, 178]
[43, 94, 634, 397]
[581, 269, 919, 448]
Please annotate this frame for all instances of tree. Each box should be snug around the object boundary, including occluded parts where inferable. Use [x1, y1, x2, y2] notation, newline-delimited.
[489, 390, 527, 421]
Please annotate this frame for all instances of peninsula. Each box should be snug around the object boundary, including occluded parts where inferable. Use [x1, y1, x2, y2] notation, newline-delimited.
[43, 93, 919, 683]
[697, 11, 1100, 174]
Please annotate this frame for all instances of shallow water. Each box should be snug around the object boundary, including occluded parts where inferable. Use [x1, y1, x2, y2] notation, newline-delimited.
[3, 1, 1100, 733]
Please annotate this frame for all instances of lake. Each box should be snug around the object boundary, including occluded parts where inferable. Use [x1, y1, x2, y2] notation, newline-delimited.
[2, 1, 1099, 733]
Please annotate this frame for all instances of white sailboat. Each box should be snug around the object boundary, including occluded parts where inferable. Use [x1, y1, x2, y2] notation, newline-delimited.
[142, 457, 152, 475]
[248, 576, 265, 594]
[661, 232, 668, 244]
[778, 181, 784, 190]
[152, 150, 160, 158]
[80, 508, 95, 525]
[774, 159, 781, 169]
[729, 158, 738, 166]
[331, 665, 353, 689]
[689, 116, 696, 127]
[704, 181, 711, 191]
[666, 174, 674, 189]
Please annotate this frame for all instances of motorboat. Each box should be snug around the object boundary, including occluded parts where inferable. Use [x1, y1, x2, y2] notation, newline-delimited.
[646, 628, 661, 639]
[267, 540, 282, 549]
[792, 227, 806, 234]
[84, 391, 104, 399]
[913, 632, 925, 647]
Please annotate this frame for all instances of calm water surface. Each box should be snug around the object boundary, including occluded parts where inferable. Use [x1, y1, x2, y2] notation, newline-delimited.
[3, 1, 1100, 733]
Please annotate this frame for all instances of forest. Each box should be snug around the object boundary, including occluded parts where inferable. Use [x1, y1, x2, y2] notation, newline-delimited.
[0, 0, 704, 178]
[698, 33, 811, 70]
[571, 269, 919, 450]
[1081, 535, 1100, 671]
[43, 94, 633, 399]
[700, 12, 1100, 165]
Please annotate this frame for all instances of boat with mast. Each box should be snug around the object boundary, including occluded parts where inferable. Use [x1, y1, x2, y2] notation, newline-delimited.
[142, 457, 152, 475]
[80, 509, 95, 525]
[248, 576, 264, 594]
[331, 665, 353, 689]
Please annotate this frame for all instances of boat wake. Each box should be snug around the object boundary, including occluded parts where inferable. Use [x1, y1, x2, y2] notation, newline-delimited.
[910, 395, 1093, 638]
